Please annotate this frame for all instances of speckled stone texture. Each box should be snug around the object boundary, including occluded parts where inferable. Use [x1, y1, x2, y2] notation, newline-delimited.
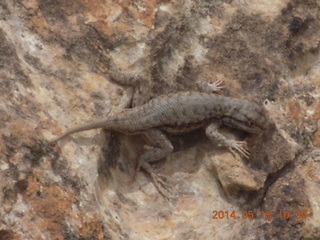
[0, 0, 319, 239]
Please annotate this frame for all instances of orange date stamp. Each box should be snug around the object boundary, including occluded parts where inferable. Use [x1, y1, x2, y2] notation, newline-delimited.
[212, 210, 309, 220]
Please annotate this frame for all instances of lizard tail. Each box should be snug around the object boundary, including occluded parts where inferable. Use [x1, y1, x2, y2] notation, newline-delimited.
[50, 119, 111, 143]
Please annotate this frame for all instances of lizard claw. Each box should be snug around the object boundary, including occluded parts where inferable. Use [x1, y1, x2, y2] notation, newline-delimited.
[150, 173, 172, 199]
[197, 78, 224, 93]
[208, 78, 224, 92]
[228, 140, 250, 158]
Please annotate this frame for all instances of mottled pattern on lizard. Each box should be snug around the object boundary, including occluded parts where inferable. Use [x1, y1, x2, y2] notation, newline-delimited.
[51, 89, 269, 197]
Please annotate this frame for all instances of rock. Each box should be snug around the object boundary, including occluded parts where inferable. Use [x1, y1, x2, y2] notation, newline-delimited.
[0, 0, 319, 239]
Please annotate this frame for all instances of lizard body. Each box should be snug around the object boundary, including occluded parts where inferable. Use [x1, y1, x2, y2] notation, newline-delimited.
[53, 91, 267, 140]
[52, 90, 269, 197]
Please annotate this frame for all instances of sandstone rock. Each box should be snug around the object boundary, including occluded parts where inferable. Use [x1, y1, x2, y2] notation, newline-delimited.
[0, 0, 319, 239]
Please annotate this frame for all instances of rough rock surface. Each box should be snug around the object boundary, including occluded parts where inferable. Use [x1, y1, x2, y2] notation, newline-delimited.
[0, 0, 319, 239]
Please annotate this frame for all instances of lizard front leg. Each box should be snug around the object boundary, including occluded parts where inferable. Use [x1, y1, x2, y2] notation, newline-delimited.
[197, 78, 224, 93]
[138, 129, 174, 198]
[205, 122, 250, 158]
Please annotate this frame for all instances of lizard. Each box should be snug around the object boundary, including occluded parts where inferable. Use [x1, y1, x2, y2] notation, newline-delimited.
[51, 83, 269, 197]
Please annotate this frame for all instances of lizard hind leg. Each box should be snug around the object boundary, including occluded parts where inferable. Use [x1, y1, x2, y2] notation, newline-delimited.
[205, 123, 250, 158]
[102, 56, 150, 107]
[138, 129, 174, 198]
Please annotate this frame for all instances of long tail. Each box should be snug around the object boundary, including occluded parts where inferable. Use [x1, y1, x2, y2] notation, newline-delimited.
[50, 119, 111, 143]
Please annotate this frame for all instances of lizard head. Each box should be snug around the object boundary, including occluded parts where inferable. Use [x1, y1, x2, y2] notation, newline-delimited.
[222, 100, 269, 133]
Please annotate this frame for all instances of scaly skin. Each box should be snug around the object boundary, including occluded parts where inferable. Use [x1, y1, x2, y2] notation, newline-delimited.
[52, 91, 269, 198]
[52, 91, 268, 140]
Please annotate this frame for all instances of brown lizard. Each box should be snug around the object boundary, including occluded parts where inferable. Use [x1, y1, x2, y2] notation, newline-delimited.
[51, 86, 269, 197]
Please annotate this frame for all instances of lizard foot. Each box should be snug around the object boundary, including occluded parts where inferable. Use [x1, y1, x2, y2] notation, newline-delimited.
[227, 140, 250, 158]
[150, 172, 172, 199]
[197, 78, 224, 93]
[208, 78, 224, 92]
